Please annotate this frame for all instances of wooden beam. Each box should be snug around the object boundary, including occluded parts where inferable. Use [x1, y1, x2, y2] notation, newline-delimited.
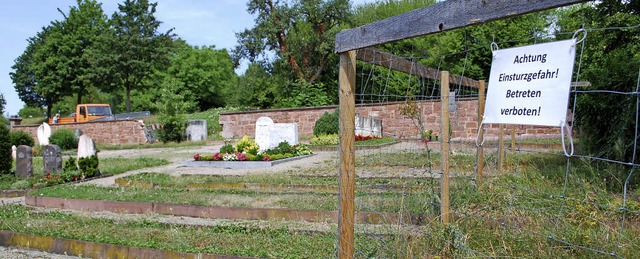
[357, 47, 480, 88]
[336, 0, 589, 53]
[440, 71, 451, 225]
[338, 50, 356, 259]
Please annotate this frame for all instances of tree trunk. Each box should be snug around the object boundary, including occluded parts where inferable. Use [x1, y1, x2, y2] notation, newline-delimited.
[126, 85, 131, 113]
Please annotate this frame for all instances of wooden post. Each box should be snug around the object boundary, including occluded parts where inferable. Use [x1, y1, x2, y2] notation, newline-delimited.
[511, 126, 516, 149]
[476, 80, 486, 185]
[338, 50, 356, 259]
[498, 124, 505, 171]
[440, 71, 451, 225]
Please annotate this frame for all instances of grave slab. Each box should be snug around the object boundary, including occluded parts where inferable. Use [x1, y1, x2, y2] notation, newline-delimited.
[15, 145, 33, 178]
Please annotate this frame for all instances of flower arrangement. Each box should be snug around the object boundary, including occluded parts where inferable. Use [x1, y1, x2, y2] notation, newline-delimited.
[355, 135, 379, 141]
[193, 138, 313, 162]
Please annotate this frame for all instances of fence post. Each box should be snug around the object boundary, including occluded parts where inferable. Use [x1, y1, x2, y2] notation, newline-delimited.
[476, 80, 486, 186]
[511, 126, 516, 149]
[338, 50, 356, 259]
[498, 125, 505, 171]
[441, 71, 451, 225]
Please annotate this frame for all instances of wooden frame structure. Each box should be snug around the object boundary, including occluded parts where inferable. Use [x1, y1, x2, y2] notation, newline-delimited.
[335, 1, 590, 258]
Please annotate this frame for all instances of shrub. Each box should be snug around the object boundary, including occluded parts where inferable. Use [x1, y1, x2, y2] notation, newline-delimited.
[9, 131, 35, 147]
[49, 128, 78, 150]
[64, 157, 78, 172]
[10, 180, 31, 190]
[157, 115, 187, 143]
[310, 134, 339, 146]
[219, 144, 235, 154]
[18, 106, 44, 118]
[313, 109, 339, 136]
[78, 155, 99, 178]
[235, 136, 259, 155]
[0, 125, 11, 174]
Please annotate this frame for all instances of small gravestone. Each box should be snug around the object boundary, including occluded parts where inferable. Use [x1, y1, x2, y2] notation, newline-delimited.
[144, 129, 156, 143]
[37, 122, 51, 145]
[15, 145, 33, 178]
[255, 117, 274, 152]
[77, 135, 96, 159]
[11, 145, 17, 161]
[185, 120, 207, 141]
[43, 144, 63, 174]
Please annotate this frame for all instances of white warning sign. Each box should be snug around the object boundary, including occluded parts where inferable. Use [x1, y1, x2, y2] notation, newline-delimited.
[484, 39, 577, 127]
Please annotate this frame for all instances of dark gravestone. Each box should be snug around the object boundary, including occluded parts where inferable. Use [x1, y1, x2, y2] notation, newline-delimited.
[15, 145, 33, 178]
[43, 144, 63, 174]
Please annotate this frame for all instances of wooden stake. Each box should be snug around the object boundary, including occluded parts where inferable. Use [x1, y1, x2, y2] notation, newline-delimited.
[511, 125, 516, 149]
[476, 80, 486, 186]
[338, 50, 356, 259]
[440, 71, 451, 225]
[498, 124, 505, 171]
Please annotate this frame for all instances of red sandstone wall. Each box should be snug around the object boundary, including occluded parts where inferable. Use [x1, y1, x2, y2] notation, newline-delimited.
[219, 99, 561, 140]
[11, 120, 147, 145]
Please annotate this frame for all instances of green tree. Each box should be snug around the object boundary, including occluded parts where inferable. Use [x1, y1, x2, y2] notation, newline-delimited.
[230, 62, 283, 108]
[90, 0, 174, 112]
[234, 0, 350, 84]
[0, 122, 11, 174]
[555, 1, 640, 164]
[161, 40, 236, 110]
[10, 27, 50, 113]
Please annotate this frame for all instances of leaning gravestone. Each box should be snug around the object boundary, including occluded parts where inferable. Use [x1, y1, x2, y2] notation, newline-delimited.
[77, 135, 96, 159]
[15, 145, 33, 178]
[11, 145, 17, 161]
[185, 120, 207, 141]
[43, 144, 63, 174]
[37, 122, 51, 145]
[255, 117, 274, 152]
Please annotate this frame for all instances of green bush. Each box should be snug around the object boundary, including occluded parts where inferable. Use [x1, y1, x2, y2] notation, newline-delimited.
[313, 109, 339, 136]
[9, 131, 35, 147]
[10, 180, 30, 190]
[78, 155, 99, 178]
[18, 106, 44, 118]
[49, 128, 78, 150]
[264, 141, 295, 156]
[64, 157, 77, 172]
[157, 115, 187, 143]
[310, 134, 339, 146]
[219, 144, 235, 154]
[0, 125, 11, 174]
[234, 136, 259, 155]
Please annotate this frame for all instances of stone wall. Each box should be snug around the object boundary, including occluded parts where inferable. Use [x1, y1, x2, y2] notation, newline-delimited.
[219, 98, 562, 140]
[12, 120, 147, 145]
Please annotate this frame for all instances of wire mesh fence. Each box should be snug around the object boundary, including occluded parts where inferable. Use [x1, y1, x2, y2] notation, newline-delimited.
[336, 20, 640, 258]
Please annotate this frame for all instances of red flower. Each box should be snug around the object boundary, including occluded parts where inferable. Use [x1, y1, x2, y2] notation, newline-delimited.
[263, 155, 271, 161]
[193, 154, 200, 161]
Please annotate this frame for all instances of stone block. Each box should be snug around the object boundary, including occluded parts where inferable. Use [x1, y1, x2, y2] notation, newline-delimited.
[43, 144, 62, 174]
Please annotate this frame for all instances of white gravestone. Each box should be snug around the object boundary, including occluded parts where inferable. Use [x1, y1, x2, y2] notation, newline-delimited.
[37, 123, 51, 146]
[269, 124, 298, 149]
[11, 145, 17, 161]
[355, 115, 382, 138]
[77, 135, 97, 159]
[254, 117, 299, 152]
[255, 117, 274, 152]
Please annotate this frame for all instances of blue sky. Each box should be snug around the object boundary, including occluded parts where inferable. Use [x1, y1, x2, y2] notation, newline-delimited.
[1, 0, 374, 117]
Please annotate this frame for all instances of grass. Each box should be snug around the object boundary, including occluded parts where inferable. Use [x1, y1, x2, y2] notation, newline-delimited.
[122, 173, 436, 189]
[1, 157, 169, 190]
[4, 144, 640, 257]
